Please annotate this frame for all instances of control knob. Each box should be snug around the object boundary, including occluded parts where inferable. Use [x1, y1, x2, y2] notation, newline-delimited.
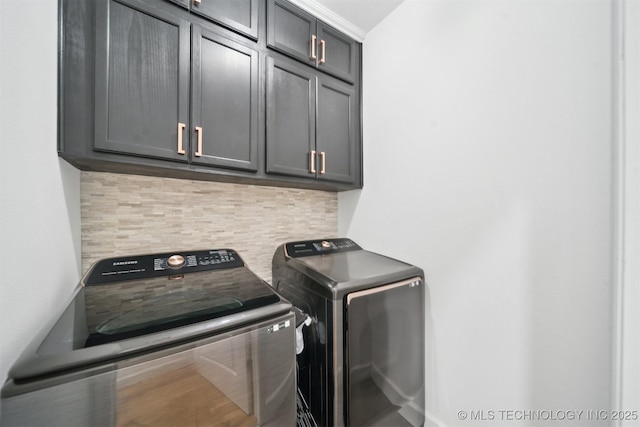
[167, 254, 185, 268]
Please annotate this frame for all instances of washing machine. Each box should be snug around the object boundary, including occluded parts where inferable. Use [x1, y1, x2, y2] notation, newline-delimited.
[2, 248, 296, 427]
[272, 238, 425, 427]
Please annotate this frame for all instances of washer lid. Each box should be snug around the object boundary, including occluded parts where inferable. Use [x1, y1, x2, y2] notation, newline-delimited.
[81, 267, 279, 348]
[297, 250, 414, 285]
[282, 239, 424, 299]
[7, 250, 290, 383]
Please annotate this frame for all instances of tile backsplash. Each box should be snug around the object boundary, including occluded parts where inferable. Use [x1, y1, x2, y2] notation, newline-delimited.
[81, 172, 338, 282]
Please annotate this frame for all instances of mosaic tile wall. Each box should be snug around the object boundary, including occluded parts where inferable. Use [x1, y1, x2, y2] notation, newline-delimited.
[81, 172, 338, 282]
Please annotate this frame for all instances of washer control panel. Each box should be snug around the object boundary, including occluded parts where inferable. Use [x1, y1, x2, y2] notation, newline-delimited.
[286, 238, 361, 258]
[86, 249, 243, 285]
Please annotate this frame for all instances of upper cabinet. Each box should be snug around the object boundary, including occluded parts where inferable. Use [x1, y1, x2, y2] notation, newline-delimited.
[94, 0, 191, 163]
[265, 57, 356, 184]
[59, 0, 362, 191]
[165, 0, 259, 40]
[92, 0, 258, 172]
[267, 0, 356, 84]
[191, 26, 259, 171]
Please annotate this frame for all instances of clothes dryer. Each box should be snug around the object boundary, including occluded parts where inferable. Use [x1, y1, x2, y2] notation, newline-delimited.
[272, 238, 425, 427]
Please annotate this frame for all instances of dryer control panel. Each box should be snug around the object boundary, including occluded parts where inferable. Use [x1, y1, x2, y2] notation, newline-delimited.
[285, 238, 361, 258]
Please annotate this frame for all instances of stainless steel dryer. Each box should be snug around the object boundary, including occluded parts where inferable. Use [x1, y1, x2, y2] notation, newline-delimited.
[272, 238, 425, 427]
[2, 248, 296, 427]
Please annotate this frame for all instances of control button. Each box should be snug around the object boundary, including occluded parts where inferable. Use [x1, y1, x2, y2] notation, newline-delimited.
[167, 254, 185, 268]
[321, 241, 332, 249]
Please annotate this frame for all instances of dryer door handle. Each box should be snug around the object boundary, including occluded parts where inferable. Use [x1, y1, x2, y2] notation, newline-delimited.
[346, 277, 422, 305]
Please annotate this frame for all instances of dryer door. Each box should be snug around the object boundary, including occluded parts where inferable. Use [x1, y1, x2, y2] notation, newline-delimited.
[345, 277, 425, 427]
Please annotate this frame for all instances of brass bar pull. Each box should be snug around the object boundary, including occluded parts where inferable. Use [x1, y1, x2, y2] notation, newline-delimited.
[310, 150, 316, 173]
[195, 126, 203, 157]
[177, 122, 186, 155]
[319, 39, 326, 64]
[319, 151, 326, 174]
[311, 35, 317, 61]
[347, 277, 422, 305]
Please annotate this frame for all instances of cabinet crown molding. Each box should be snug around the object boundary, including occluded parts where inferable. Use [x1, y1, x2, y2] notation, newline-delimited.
[288, 0, 366, 42]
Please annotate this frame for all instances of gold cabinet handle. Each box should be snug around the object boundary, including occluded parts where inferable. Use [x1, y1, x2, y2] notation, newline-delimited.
[195, 126, 203, 157]
[177, 122, 186, 155]
[310, 150, 316, 173]
[319, 151, 326, 174]
[319, 39, 326, 64]
[311, 34, 317, 61]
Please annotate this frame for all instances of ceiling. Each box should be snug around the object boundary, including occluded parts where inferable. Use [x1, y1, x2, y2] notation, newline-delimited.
[312, 0, 405, 34]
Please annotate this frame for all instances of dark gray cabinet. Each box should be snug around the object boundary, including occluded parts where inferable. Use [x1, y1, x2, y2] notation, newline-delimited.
[191, 26, 259, 171]
[93, 0, 257, 172]
[266, 56, 356, 184]
[266, 57, 315, 179]
[165, 0, 259, 40]
[59, 0, 362, 191]
[193, 0, 259, 40]
[94, 0, 191, 162]
[267, 0, 356, 83]
[316, 74, 356, 183]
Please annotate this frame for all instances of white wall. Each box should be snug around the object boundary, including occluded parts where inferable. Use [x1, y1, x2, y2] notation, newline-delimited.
[340, 1, 614, 426]
[614, 0, 640, 419]
[0, 0, 81, 387]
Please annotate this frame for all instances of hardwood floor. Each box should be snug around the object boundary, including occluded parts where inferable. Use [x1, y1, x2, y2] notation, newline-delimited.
[116, 366, 257, 427]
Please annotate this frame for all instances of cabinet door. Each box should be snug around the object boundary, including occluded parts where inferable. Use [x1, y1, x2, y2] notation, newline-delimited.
[191, 0, 259, 40]
[163, 0, 189, 10]
[267, 0, 315, 66]
[316, 75, 356, 184]
[95, 0, 190, 162]
[192, 27, 259, 172]
[316, 22, 356, 84]
[266, 57, 316, 178]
